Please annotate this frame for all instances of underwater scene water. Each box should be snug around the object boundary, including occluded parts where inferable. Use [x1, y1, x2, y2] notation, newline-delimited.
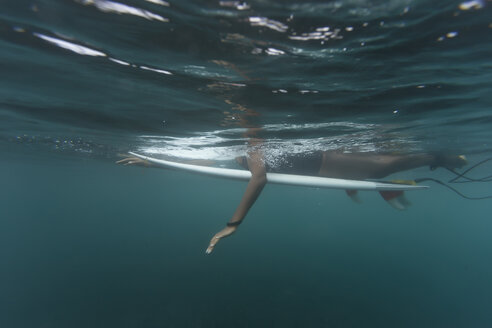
[1, 0, 492, 327]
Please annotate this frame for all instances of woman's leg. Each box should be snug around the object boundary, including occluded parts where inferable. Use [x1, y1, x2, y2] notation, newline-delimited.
[318, 152, 465, 180]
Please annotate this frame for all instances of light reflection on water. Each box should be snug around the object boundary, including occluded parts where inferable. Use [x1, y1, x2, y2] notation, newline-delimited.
[80, 0, 169, 22]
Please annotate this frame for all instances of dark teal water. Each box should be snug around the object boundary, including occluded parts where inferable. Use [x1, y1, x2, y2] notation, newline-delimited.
[1, 0, 492, 327]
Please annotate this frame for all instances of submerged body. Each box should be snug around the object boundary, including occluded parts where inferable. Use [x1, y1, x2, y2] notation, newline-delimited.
[203, 150, 466, 253]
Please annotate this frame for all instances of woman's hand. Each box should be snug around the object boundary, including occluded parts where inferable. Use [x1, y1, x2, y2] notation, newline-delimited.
[116, 156, 151, 167]
[205, 225, 238, 254]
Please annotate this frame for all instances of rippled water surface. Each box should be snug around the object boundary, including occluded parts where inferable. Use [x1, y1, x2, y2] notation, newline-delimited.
[1, 0, 492, 327]
[2, 0, 491, 158]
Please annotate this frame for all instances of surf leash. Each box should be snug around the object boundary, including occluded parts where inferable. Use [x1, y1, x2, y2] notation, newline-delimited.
[413, 156, 492, 200]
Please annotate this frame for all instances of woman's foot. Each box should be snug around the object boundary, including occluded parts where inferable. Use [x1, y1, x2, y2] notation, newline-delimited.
[431, 154, 467, 170]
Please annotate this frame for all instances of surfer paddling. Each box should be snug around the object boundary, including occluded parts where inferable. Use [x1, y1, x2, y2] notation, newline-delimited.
[117, 150, 467, 254]
[204, 150, 467, 254]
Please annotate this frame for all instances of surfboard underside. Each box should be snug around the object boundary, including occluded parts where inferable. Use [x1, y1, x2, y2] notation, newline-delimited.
[129, 152, 428, 191]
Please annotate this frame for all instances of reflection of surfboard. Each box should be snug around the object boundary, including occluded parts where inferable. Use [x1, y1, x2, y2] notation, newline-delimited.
[129, 152, 428, 191]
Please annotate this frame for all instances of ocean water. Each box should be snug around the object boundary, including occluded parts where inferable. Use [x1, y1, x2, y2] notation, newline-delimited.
[1, 0, 492, 327]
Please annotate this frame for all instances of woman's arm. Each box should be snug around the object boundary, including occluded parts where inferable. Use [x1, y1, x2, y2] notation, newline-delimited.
[205, 150, 267, 254]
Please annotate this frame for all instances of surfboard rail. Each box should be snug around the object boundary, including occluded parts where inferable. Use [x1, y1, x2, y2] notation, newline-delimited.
[129, 152, 429, 191]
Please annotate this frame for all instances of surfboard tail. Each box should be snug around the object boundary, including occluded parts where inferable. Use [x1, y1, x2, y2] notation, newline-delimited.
[379, 190, 411, 210]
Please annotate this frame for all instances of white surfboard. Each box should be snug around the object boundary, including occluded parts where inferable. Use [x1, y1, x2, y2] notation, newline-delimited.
[129, 152, 428, 191]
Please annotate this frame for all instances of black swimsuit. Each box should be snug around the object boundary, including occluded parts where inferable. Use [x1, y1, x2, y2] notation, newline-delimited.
[240, 151, 323, 176]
